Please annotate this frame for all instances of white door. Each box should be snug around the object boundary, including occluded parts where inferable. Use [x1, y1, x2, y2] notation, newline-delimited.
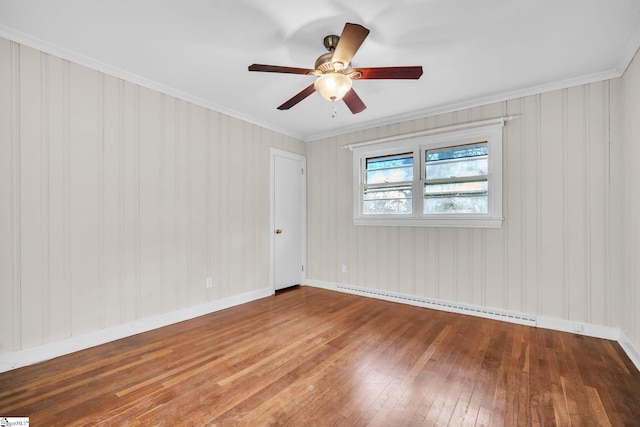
[271, 149, 306, 291]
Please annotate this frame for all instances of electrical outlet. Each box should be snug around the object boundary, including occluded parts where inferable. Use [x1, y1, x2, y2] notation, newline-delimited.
[572, 323, 583, 333]
[206, 277, 213, 289]
[341, 265, 347, 273]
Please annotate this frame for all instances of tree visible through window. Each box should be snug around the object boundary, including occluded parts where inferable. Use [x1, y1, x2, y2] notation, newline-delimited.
[424, 143, 488, 214]
[363, 153, 413, 215]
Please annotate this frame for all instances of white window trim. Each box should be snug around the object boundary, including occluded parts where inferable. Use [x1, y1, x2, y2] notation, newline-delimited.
[352, 122, 504, 228]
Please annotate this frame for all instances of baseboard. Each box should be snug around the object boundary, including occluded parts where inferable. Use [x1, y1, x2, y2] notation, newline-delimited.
[536, 315, 619, 340]
[305, 280, 640, 372]
[0, 288, 273, 374]
[618, 330, 640, 372]
[3, 283, 638, 375]
[306, 279, 536, 327]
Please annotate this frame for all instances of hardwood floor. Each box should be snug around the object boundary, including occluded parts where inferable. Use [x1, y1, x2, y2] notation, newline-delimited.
[1, 286, 639, 426]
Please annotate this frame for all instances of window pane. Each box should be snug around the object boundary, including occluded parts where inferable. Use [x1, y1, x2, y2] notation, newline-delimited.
[423, 195, 488, 214]
[426, 143, 487, 162]
[424, 181, 488, 214]
[425, 143, 487, 180]
[366, 153, 413, 184]
[363, 184, 412, 214]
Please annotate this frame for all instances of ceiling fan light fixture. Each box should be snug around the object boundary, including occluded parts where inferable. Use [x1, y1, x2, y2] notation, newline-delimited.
[314, 72, 352, 101]
[248, 23, 422, 113]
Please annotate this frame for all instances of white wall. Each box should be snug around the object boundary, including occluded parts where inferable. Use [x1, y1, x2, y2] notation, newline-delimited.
[307, 79, 627, 333]
[0, 38, 305, 354]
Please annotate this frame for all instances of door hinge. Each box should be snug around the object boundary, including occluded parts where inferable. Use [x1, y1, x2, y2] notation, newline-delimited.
[301, 168, 304, 175]
[302, 265, 304, 272]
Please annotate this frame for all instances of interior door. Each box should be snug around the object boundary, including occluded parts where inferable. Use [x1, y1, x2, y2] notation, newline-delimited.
[271, 149, 306, 291]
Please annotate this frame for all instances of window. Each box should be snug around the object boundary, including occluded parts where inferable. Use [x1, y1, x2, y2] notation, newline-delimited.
[363, 153, 413, 215]
[352, 122, 503, 228]
[424, 143, 488, 214]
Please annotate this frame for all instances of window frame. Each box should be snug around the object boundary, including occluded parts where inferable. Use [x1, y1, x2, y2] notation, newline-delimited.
[362, 151, 415, 216]
[352, 123, 503, 228]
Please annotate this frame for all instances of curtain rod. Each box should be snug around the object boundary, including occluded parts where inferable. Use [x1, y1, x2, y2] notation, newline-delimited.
[342, 115, 519, 151]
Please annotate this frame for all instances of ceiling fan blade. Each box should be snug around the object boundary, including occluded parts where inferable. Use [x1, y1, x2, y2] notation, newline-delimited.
[354, 66, 423, 79]
[332, 23, 370, 67]
[277, 83, 317, 110]
[249, 64, 315, 75]
[343, 88, 366, 114]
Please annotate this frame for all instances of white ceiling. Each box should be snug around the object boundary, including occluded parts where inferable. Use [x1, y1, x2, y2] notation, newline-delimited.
[1, 0, 640, 141]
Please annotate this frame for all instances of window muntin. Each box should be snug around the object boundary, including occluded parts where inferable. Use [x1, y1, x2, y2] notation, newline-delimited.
[424, 142, 488, 214]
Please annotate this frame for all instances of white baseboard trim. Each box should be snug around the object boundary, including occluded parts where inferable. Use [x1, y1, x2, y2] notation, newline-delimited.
[619, 330, 640, 372]
[3, 282, 638, 375]
[305, 280, 640, 372]
[0, 288, 273, 374]
[535, 315, 618, 340]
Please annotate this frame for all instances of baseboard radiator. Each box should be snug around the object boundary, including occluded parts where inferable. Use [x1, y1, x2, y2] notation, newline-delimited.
[336, 285, 537, 327]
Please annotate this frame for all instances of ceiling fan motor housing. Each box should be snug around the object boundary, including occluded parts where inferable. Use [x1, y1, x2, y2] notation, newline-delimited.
[315, 52, 335, 73]
[315, 34, 342, 73]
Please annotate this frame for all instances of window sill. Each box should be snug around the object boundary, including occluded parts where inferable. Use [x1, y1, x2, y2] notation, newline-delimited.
[353, 216, 504, 228]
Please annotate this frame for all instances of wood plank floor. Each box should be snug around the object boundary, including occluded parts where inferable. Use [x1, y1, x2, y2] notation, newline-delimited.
[1, 286, 639, 426]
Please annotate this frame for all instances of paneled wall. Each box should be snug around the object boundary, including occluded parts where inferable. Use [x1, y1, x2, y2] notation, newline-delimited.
[307, 80, 625, 330]
[620, 51, 640, 347]
[0, 38, 305, 353]
[1, 34, 638, 358]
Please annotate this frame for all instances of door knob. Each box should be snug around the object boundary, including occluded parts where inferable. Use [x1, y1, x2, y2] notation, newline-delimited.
[275, 229, 282, 234]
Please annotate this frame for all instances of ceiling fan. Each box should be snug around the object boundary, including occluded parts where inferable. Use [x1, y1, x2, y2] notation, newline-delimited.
[248, 23, 423, 114]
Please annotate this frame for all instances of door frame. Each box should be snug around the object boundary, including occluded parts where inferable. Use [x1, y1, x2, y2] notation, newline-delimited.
[270, 148, 307, 292]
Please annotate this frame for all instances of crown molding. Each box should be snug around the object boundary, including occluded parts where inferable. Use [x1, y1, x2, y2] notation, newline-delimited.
[2, 21, 638, 144]
[304, 68, 621, 142]
[0, 25, 306, 142]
